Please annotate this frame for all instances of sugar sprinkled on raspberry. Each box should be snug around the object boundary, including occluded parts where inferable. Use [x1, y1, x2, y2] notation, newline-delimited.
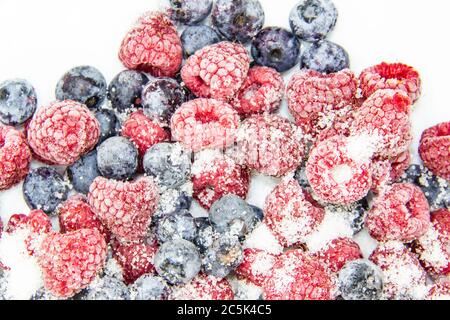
[235, 248, 278, 287]
[181, 41, 250, 100]
[87, 176, 159, 242]
[427, 280, 450, 300]
[314, 237, 363, 274]
[169, 273, 234, 300]
[119, 12, 182, 77]
[27, 100, 100, 165]
[371, 151, 411, 194]
[419, 122, 450, 180]
[243, 222, 284, 255]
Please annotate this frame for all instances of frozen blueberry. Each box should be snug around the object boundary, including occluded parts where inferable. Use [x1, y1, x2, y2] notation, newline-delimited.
[156, 209, 198, 244]
[294, 165, 310, 189]
[249, 205, 264, 225]
[289, 0, 338, 42]
[154, 239, 202, 285]
[181, 25, 221, 57]
[212, 0, 265, 43]
[55, 66, 107, 109]
[300, 40, 349, 73]
[251, 27, 301, 72]
[131, 275, 170, 300]
[142, 78, 185, 124]
[203, 235, 243, 278]
[348, 198, 369, 235]
[80, 276, 130, 300]
[165, 0, 213, 25]
[143, 143, 191, 189]
[97, 137, 138, 181]
[194, 217, 218, 253]
[338, 259, 383, 300]
[23, 167, 69, 215]
[0, 79, 37, 125]
[156, 189, 193, 218]
[67, 150, 101, 194]
[95, 109, 120, 144]
[107, 70, 149, 113]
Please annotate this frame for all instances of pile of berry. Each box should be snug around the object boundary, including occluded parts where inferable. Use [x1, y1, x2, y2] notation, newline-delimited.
[0, 0, 449, 300]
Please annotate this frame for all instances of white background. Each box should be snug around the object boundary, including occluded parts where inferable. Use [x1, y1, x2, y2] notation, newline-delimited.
[0, 0, 449, 235]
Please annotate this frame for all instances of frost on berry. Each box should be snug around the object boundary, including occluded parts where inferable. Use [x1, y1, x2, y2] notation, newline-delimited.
[314, 237, 363, 274]
[169, 273, 234, 300]
[365, 183, 430, 242]
[171, 98, 240, 152]
[181, 41, 250, 100]
[235, 248, 278, 287]
[371, 151, 411, 194]
[119, 12, 182, 77]
[419, 122, 450, 180]
[427, 281, 450, 300]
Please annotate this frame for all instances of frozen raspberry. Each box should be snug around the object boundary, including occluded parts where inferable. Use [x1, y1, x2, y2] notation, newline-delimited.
[314, 238, 363, 274]
[370, 242, 427, 300]
[192, 150, 250, 210]
[314, 110, 355, 147]
[287, 69, 357, 137]
[6, 210, 52, 247]
[371, 151, 411, 194]
[171, 98, 240, 152]
[350, 89, 412, 158]
[263, 250, 334, 300]
[230, 66, 284, 117]
[121, 110, 169, 156]
[37, 228, 107, 298]
[359, 62, 422, 103]
[119, 12, 182, 77]
[415, 209, 450, 275]
[169, 273, 234, 300]
[264, 179, 325, 247]
[419, 122, 450, 180]
[365, 183, 430, 242]
[235, 248, 278, 286]
[58, 195, 110, 241]
[427, 281, 450, 300]
[112, 238, 158, 285]
[0, 126, 31, 190]
[87, 177, 159, 242]
[235, 114, 304, 177]
[181, 42, 250, 100]
[27, 100, 100, 165]
[306, 136, 372, 205]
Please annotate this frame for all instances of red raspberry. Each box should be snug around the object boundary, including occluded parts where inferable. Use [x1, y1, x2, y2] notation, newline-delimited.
[264, 179, 325, 247]
[314, 238, 363, 274]
[350, 89, 412, 158]
[371, 151, 411, 194]
[171, 98, 240, 152]
[0, 126, 31, 190]
[263, 250, 334, 300]
[58, 195, 110, 241]
[314, 110, 355, 147]
[118, 12, 182, 77]
[419, 122, 450, 180]
[427, 280, 450, 300]
[37, 228, 107, 298]
[359, 62, 422, 103]
[192, 150, 250, 209]
[235, 248, 278, 286]
[27, 100, 100, 165]
[306, 136, 373, 205]
[112, 237, 158, 285]
[170, 274, 234, 300]
[5, 214, 28, 233]
[235, 114, 305, 177]
[87, 177, 159, 242]
[365, 183, 430, 242]
[230, 66, 284, 116]
[287, 69, 358, 137]
[415, 209, 450, 275]
[181, 42, 250, 100]
[370, 242, 427, 300]
[121, 110, 169, 156]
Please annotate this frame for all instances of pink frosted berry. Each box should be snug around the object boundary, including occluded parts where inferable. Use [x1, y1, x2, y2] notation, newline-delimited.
[419, 122, 450, 180]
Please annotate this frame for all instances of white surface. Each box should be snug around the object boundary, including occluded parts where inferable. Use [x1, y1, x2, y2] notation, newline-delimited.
[0, 0, 449, 262]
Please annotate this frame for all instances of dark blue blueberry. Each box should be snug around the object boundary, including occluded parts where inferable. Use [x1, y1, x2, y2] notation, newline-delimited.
[348, 198, 369, 235]
[294, 166, 310, 188]
[212, 0, 265, 44]
[301, 40, 349, 73]
[203, 234, 243, 278]
[289, 0, 338, 42]
[181, 25, 221, 57]
[156, 209, 198, 244]
[338, 260, 383, 300]
[23, 167, 69, 215]
[0, 79, 37, 125]
[154, 239, 202, 285]
[251, 27, 301, 72]
[67, 150, 100, 195]
[107, 70, 149, 113]
[249, 205, 264, 226]
[131, 275, 170, 300]
[95, 109, 120, 144]
[79, 276, 130, 300]
[143, 143, 191, 189]
[55, 66, 107, 110]
[154, 189, 193, 224]
[97, 137, 138, 181]
[166, 0, 213, 25]
[194, 217, 217, 253]
[142, 78, 185, 124]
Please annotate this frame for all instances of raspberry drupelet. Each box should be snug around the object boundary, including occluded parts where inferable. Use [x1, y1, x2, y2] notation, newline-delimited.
[419, 121, 450, 180]
[314, 237, 363, 274]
